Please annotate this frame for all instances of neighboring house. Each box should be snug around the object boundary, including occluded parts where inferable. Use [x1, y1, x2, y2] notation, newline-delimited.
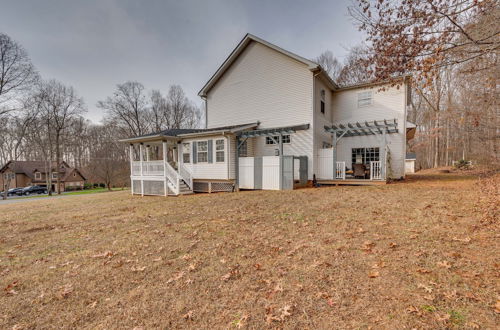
[405, 152, 417, 174]
[121, 33, 416, 196]
[0, 160, 86, 192]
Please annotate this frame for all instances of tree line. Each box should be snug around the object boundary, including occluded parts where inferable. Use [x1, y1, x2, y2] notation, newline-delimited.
[316, 0, 498, 169]
[0, 32, 201, 197]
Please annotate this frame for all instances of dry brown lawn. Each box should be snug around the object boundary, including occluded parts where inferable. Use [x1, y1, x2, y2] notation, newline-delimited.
[0, 170, 498, 329]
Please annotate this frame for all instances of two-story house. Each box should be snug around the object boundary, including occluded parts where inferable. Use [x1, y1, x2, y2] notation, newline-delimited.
[121, 34, 414, 196]
[0, 160, 86, 192]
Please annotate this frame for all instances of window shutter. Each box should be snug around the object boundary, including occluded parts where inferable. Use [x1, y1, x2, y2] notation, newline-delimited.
[208, 140, 213, 163]
[192, 142, 197, 164]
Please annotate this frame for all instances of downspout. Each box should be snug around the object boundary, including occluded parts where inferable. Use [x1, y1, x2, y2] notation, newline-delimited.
[201, 96, 208, 129]
[312, 70, 321, 180]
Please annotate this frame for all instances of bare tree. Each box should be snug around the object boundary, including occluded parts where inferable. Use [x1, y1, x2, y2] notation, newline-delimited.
[337, 45, 374, 86]
[166, 85, 200, 129]
[98, 81, 151, 137]
[0, 33, 38, 115]
[314, 50, 343, 81]
[150, 89, 169, 131]
[38, 80, 86, 194]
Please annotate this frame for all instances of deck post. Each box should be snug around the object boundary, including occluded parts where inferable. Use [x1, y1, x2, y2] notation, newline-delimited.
[381, 130, 387, 180]
[129, 144, 134, 195]
[332, 133, 337, 180]
[279, 133, 283, 190]
[139, 143, 144, 196]
[235, 135, 240, 192]
[162, 141, 168, 196]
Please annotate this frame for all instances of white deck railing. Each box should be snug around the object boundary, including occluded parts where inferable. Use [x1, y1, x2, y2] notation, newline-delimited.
[143, 160, 165, 176]
[131, 161, 142, 176]
[370, 161, 382, 180]
[179, 163, 193, 190]
[336, 161, 346, 180]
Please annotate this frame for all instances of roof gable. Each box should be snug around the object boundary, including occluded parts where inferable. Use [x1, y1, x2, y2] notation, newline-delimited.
[198, 33, 324, 97]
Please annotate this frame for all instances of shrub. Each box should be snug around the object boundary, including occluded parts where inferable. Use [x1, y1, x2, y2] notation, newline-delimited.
[454, 159, 471, 169]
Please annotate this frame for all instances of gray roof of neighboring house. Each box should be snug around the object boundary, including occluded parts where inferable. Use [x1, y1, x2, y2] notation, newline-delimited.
[0, 160, 86, 181]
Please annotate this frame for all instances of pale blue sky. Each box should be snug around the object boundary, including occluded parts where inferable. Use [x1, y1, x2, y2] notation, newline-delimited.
[0, 0, 364, 122]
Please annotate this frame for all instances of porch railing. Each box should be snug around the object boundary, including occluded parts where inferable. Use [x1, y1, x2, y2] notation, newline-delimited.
[131, 161, 141, 176]
[142, 160, 165, 176]
[179, 163, 193, 190]
[336, 161, 346, 180]
[370, 161, 382, 180]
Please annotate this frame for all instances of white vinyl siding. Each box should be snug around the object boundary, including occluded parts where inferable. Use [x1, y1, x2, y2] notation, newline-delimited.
[206, 41, 314, 178]
[330, 85, 407, 178]
[183, 136, 229, 180]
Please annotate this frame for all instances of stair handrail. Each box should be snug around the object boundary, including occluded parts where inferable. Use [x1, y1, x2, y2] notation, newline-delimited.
[164, 161, 180, 194]
[178, 163, 193, 190]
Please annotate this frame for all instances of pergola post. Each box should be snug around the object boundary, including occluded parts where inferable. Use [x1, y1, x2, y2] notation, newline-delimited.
[278, 133, 283, 190]
[139, 143, 144, 196]
[381, 130, 387, 180]
[235, 135, 240, 192]
[129, 144, 134, 195]
[332, 133, 337, 180]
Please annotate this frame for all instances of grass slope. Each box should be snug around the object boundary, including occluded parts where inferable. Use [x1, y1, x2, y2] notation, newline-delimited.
[0, 171, 498, 329]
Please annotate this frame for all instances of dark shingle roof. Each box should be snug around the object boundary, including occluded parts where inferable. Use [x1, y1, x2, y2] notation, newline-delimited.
[127, 123, 259, 140]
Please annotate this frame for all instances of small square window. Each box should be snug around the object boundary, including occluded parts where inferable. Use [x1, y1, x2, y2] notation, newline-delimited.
[357, 91, 372, 107]
[52, 172, 58, 180]
[35, 172, 41, 180]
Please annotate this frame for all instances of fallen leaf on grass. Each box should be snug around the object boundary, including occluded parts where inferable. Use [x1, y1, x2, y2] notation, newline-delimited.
[131, 266, 146, 272]
[368, 270, 380, 278]
[416, 268, 431, 274]
[183, 310, 194, 320]
[437, 261, 452, 269]
[58, 284, 73, 299]
[91, 251, 114, 258]
[452, 236, 471, 243]
[495, 300, 500, 314]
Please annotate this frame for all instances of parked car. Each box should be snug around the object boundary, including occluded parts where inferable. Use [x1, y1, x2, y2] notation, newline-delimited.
[1, 187, 24, 197]
[18, 185, 48, 196]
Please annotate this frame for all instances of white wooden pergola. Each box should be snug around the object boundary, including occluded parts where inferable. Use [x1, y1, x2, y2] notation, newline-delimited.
[324, 119, 398, 180]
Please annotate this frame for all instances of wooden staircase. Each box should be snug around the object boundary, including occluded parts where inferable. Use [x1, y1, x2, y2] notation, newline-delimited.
[178, 180, 193, 195]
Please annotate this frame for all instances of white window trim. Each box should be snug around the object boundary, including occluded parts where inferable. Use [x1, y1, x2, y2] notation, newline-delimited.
[51, 172, 58, 180]
[215, 139, 225, 163]
[35, 172, 41, 180]
[357, 91, 373, 108]
[182, 142, 191, 163]
[197, 140, 208, 163]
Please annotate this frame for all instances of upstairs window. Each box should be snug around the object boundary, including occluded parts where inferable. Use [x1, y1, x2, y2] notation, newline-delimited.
[52, 172, 58, 180]
[35, 172, 41, 180]
[320, 90, 326, 114]
[357, 91, 372, 107]
[182, 143, 191, 163]
[215, 139, 225, 162]
[265, 135, 290, 145]
[197, 141, 208, 163]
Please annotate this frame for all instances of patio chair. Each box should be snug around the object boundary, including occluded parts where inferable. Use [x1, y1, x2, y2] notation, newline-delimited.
[353, 163, 367, 179]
